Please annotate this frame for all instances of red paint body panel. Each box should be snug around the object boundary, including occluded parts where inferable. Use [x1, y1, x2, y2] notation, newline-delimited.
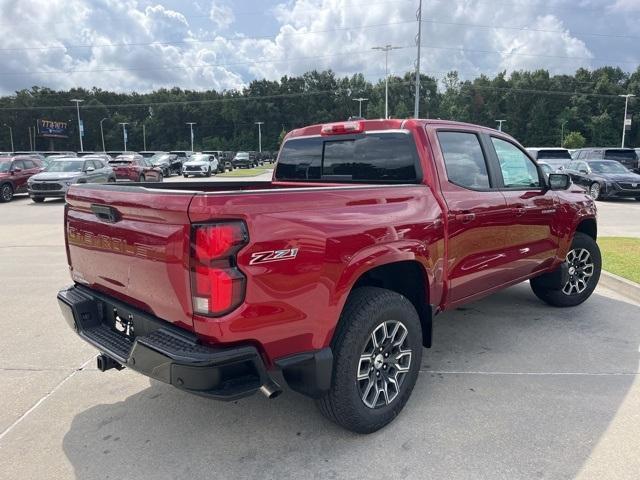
[63, 119, 596, 365]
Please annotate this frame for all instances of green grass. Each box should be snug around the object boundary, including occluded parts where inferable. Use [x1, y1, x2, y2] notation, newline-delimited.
[599, 237, 640, 284]
[218, 168, 269, 177]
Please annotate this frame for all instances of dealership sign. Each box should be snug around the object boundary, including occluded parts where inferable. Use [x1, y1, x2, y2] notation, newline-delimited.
[37, 119, 69, 138]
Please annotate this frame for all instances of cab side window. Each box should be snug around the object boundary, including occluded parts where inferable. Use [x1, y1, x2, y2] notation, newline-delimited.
[491, 137, 541, 188]
[437, 131, 491, 190]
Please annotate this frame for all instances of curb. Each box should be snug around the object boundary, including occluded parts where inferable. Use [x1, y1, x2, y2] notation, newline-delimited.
[599, 270, 640, 301]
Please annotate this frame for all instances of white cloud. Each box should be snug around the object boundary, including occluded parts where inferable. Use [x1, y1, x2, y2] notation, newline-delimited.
[0, 0, 610, 95]
[209, 2, 234, 29]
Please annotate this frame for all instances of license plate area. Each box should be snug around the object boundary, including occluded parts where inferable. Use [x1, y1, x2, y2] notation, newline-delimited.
[111, 307, 136, 339]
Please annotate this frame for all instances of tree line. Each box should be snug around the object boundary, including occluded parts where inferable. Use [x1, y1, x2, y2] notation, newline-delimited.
[0, 66, 638, 153]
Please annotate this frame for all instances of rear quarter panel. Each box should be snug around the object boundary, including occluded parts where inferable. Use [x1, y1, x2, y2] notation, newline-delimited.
[189, 184, 444, 363]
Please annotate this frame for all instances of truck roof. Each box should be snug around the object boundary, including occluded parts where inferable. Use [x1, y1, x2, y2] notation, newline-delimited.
[286, 118, 504, 139]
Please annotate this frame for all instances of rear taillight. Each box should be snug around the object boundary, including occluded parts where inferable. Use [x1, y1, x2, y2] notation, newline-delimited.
[190, 222, 248, 316]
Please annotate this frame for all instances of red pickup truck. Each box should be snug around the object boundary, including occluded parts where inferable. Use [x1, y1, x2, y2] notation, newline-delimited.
[57, 119, 600, 433]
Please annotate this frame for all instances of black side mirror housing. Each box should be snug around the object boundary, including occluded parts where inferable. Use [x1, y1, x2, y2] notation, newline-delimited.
[548, 173, 571, 191]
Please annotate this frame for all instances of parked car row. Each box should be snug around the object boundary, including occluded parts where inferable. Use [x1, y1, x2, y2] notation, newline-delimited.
[527, 146, 640, 200]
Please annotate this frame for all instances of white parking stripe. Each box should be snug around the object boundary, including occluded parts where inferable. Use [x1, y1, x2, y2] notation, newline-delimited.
[0, 355, 96, 443]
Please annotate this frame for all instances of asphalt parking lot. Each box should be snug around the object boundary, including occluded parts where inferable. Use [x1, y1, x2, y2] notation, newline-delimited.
[1, 178, 639, 479]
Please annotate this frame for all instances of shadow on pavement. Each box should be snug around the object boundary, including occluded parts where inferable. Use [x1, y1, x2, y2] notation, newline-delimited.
[62, 286, 640, 479]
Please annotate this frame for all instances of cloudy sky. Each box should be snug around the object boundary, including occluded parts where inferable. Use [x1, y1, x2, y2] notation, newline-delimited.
[0, 0, 638, 94]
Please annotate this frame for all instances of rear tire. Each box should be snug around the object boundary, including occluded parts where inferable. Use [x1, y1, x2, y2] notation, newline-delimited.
[530, 232, 601, 307]
[1, 183, 13, 202]
[31, 196, 45, 203]
[316, 287, 422, 434]
[183, 173, 188, 178]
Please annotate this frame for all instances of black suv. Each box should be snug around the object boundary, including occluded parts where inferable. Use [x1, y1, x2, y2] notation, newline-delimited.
[573, 148, 639, 172]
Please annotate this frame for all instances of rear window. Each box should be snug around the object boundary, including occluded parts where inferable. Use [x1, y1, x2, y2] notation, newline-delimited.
[536, 149, 572, 160]
[604, 149, 637, 161]
[275, 132, 419, 183]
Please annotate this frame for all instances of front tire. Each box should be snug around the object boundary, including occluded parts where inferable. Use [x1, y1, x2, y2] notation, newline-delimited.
[589, 182, 601, 200]
[1, 183, 13, 202]
[530, 232, 601, 307]
[316, 287, 422, 434]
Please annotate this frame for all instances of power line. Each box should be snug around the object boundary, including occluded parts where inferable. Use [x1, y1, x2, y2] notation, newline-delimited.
[0, 20, 416, 53]
[419, 44, 638, 65]
[421, 19, 640, 41]
[0, 0, 414, 28]
[0, 46, 414, 77]
[0, 74, 633, 113]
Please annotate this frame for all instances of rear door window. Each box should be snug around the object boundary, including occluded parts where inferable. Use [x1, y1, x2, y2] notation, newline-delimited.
[437, 131, 491, 189]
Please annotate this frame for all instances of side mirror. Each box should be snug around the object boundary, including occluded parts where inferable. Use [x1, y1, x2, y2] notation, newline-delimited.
[548, 173, 571, 191]
[11, 167, 22, 174]
[84, 166, 95, 172]
[579, 169, 588, 174]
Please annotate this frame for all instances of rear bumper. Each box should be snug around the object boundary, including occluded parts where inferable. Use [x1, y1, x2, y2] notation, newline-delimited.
[57, 284, 332, 400]
[57, 285, 272, 400]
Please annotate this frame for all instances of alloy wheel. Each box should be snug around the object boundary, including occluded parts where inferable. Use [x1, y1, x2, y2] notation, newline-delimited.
[562, 248, 595, 295]
[589, 183, 600, 200]
[1, 184, 12, 201]
[357, 320, 412, 409]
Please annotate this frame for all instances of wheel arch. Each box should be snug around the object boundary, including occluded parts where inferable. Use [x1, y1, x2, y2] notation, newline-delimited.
[346, 260, 433, 348]
[575, 217, 597, 241]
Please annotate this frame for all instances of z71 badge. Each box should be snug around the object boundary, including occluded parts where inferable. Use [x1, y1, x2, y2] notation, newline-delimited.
[250, 248, 299, 265]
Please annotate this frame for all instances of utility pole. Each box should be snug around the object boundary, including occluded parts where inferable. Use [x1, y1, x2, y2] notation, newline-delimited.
[186, 122, 196, 152]
[28, 127, 33, 150]
[352, 98, 369, 117]
[4, 124, 14, 151]
[414, 0, 423, 118]
[619, 94, 635, 148]
[560, 120, 567, 147]
[372, 44, 401, 119]
[496, 119, 506, 132]
[100, 118, 108, 152]
[142, 123, 147, 151]
[70, 99, 84, 152]
[119, 122, 128, 151]
[255, 121, 264, 153]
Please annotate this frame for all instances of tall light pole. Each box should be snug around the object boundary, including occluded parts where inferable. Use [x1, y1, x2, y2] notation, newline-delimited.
[496, 119, 506, 131]
[4, 124, 14, 151]
[142, 123, 147, 151]
[186, 122, 196, 152]
[255, 121, 264, 153]
[70, 99, 84, 152]
[372, 44, 402, 119]
[560, 120, 567, 147]
[352, 98, 369, 117]
[619, 94, 635, 148]
[119, 122, 128, 151]
[414, 0, 423, 118]
[28, 127, 33, 150]
[100, 118, 108, 152]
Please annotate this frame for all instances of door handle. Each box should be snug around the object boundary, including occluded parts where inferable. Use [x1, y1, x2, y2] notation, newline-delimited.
[455, 212, 476, 223]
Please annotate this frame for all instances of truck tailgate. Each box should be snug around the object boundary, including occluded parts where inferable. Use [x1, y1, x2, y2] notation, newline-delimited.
[65, 186, 195, 330]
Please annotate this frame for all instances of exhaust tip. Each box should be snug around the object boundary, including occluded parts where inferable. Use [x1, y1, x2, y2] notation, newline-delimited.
[260, 380, 283, 399]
